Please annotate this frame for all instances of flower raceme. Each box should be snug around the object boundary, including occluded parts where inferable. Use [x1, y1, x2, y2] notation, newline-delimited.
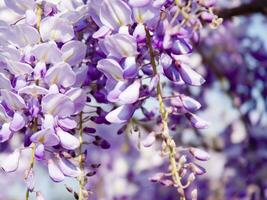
[0, 0, 221, 199]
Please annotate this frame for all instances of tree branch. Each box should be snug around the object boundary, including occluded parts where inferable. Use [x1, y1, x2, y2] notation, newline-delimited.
[215, 0, 267, 20]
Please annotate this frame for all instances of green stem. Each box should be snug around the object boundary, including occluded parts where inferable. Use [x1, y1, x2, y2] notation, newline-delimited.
[145, 27, 186, 200]
[26, 118, 37, 200]
[78, 112, 85, 200]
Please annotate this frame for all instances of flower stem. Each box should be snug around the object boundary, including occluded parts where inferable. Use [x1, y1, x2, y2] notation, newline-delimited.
[145, 27, 186, 200]
[78, 112, 85, 200]
[26, 118, 38, 200]
[36, 4, 42, 31]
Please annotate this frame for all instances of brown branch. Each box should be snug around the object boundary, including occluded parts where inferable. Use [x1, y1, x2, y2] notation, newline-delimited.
[215, 0, 267, 20]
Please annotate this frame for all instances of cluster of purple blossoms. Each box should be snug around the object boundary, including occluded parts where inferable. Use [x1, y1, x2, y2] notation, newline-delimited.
[0, 0, 222, 199]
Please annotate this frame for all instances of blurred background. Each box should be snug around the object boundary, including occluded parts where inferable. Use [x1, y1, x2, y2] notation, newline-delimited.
[0, 0, 267, 199]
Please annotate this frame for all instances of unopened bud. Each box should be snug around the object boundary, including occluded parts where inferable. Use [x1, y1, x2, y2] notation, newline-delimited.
[191, 188, 198, 200]
[65, 184, 73, 193]
[188, 173, 196, 182]
[179, 155, 187, 165]
[189, 148, 210, 161]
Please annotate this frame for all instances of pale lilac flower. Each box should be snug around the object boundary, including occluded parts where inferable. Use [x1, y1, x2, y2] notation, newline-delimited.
[1, 150, 21, 172]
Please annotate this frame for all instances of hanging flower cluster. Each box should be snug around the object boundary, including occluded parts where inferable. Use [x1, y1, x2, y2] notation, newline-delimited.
[0, 0, 221, 199]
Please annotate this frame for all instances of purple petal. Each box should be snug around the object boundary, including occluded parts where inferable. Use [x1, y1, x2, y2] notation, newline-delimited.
[31, 42, 62, 64]
[25, 9, 37, 25]
[48, 159, 65, 182]
[190, 163, 206, 175]
[19, 85, 48, 97]
[92, 26, 112, 39]
[45, 62, 76, 88]
[149, 172, 165, 182]
[97, 58, 124, 81]
[178, 63, 206, 86]
[4, 0, 35, 14]
[61, 41, 87, 66]
[171, 39, 193, 55]
[107, 81, 127, 103]
[83, 127, 96, 134]
[7, 60, 33, 76]
[106, 104, 135, 123]
[186, 113, 209, 129]
[36, 192, 45, 200]
[58, 157, 80, 177]
[103, 34, 138, 58]
[42, 114, 55, 129]
[30, 128, 60, 147]
[142, 132, 156, 147]
[198, 0, 216, 8]
[56, 128, 79, 150]
[10, 112, 25, 131]
[0, 123, 12, 143]
[13, 24, 40, 47]
[1, 150, 20, 173]
[42, 93, 74, 117]
[123, 57, 138, 79]
[0, 73, 12, 89]
[57, 118, 77, 130]
[0, 104, 9, 121]
[40, 16, 74, 43]
[25, 168, 35, 192]
[132, 4, 159, 24]
[65, 88, 86, 114]
[133, 24, 146, 42]
[180, 95, 201, 112]
[149, 75, 159, 92]
[1, 90, 26, 110]
[200, 12, 215, 23]
[161, 54, 182, 82]
[35, 143, 45, 160]
[100, 0, 132, 30]
[119, 80, 140, 104]
[189, 147, 210, 161]
[129, 0, 151, 7]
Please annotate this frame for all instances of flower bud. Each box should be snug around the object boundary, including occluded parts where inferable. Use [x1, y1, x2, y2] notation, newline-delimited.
[189, 148, 210, 161]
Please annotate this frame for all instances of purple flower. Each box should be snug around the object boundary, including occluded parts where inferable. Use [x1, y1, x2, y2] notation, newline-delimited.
[106, 104, 136, 123]
[99, 0, 133, 30]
